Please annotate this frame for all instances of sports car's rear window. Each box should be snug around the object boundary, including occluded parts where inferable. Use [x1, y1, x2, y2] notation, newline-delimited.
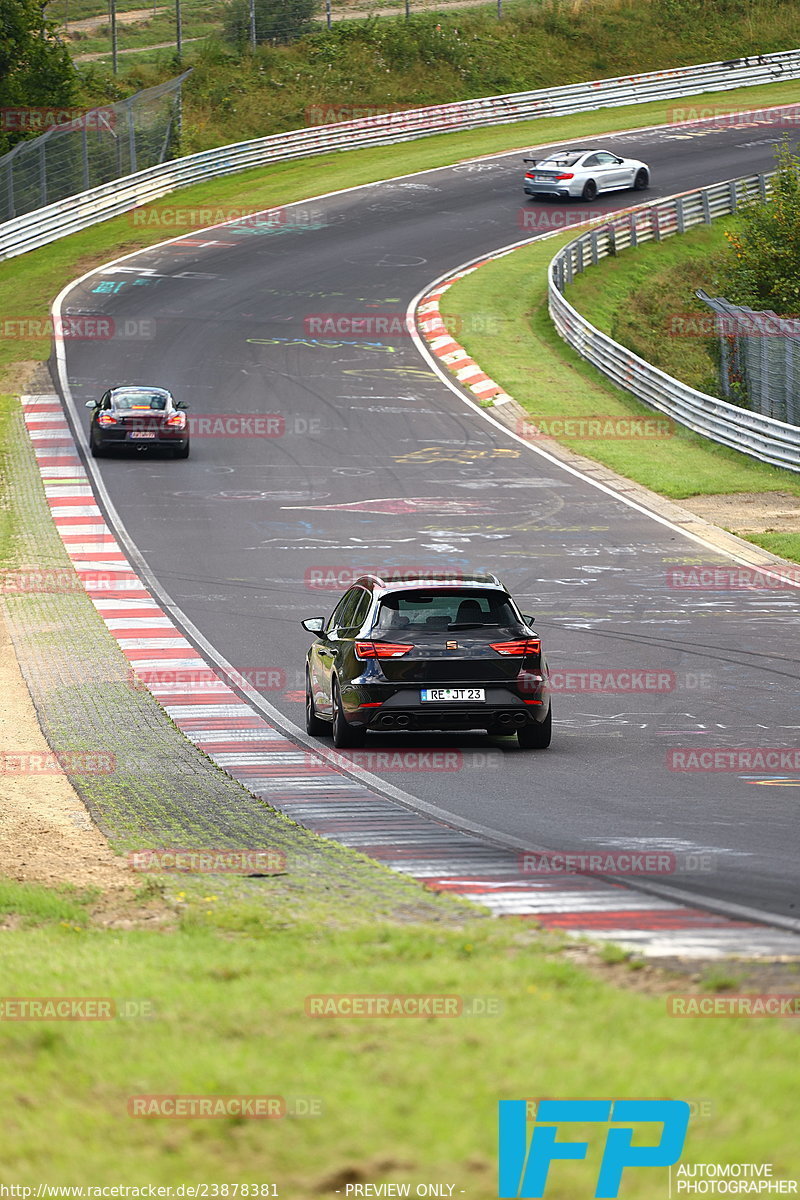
[112, 391, 168, 410]
[537, 154, 583, 168]
[374, 589, 519, 633]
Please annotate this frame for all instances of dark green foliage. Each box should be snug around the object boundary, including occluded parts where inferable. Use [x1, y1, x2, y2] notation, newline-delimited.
[0, 0, 77, 153]
[715, 141, 800, 315]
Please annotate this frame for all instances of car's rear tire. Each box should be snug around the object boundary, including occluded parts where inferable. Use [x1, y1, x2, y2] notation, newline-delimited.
[517, 706, 552, 750]
[306, 672, 329, 737]
[634, 168, 649, 190]
[581, 179, 597, 202]
[332, 679, 366, 748]
[90, 434, 106, 458]
[174, 442, 190, 459]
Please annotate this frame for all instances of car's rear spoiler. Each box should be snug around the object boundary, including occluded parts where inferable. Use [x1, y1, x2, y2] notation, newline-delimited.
[523, 157, 538, 165]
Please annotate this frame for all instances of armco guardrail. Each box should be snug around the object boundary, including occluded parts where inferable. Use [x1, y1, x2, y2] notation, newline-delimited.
[548, 174, 800, 472]
[2, 48, 800, 261]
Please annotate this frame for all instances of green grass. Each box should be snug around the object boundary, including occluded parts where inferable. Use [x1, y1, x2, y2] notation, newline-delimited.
[440, 221, 800, 562]
[565, 220, 730, 398]
[1, 876, 797, 1188]
[60, 0, 800, 153]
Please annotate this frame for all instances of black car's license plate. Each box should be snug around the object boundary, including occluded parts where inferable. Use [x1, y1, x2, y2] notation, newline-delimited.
[129, 431, 157, 439]
[420, 687, 485, 702]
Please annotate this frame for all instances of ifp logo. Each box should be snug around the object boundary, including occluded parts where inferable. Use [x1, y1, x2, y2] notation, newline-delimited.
[498, 1099, 690, 1197]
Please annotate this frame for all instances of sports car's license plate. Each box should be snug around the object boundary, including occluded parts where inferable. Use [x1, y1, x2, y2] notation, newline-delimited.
[420, 688, 485, 702]
[129, 431, 157, 439]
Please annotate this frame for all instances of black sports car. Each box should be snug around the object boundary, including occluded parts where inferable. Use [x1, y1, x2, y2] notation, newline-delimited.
[303, 573, 551, 749]
[86, 385, 190, 458]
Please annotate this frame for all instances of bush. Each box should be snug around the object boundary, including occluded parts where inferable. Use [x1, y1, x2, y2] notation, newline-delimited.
[715, 140, 800, 316]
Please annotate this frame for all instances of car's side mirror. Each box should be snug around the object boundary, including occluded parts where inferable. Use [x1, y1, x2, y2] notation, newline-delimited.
[523, 613, 536, 625]
[176, 400, 188, 409]
[85, 399, 99, 408]
[301, 617, 325, 634]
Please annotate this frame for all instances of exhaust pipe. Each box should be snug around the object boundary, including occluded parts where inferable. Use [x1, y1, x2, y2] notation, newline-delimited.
[513, 713, 526, 726]
[378, 714, 396, 728]
[395, 714, 411, 728]
[498, 713, 513, 726]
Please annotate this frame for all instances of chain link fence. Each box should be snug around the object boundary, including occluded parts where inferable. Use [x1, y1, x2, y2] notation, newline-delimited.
[697, 290, 800, 426]
[0, 71, 191, 224]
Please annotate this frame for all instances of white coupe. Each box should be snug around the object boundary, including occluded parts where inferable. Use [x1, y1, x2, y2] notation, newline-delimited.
[523, 147, 650, 201]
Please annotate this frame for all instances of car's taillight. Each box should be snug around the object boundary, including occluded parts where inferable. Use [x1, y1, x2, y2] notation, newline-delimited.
[525, 172, 535, 178]
[97, 413, 117, 426]
[165, 411, 186, 428]
[355, 641, 413, 659]
[555, 173, 574, 180]
[490, 638, 541, 656]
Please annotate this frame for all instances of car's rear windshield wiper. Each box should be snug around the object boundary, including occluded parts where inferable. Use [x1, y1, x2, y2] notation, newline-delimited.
[446, 622, 500, 630]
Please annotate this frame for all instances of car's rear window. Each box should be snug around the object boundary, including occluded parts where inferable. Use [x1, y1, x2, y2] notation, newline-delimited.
[373, 589, 519, 633]
[113, 391, 168, 410]
[538, 154, 583, 168]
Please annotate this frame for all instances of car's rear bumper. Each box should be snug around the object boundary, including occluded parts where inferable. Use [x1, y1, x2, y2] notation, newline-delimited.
[523, 182, 579, 198]
[96, 432, 190, 451]
[341, 680, 549, 732]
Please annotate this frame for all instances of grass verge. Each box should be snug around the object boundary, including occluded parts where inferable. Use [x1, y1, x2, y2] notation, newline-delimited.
[1, 875, 798, 1187]
[440, 222, 800, 563]
[564, 220, 730, 398]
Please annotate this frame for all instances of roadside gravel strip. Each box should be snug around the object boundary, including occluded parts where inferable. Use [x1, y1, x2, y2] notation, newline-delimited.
[11, 383, 800, 958]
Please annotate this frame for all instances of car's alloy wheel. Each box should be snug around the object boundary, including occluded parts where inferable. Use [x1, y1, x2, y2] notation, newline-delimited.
[332, 679, 366, 748]
[581, 179, 597, 202]
[517, 706, 552, 750]
[634, 168, 649, 190]
[305, 672, 329, 737]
